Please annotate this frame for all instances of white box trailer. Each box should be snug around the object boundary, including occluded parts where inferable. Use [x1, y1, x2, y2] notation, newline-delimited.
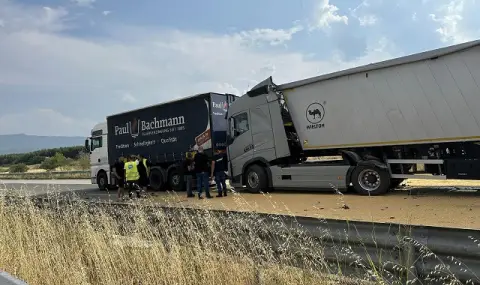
[226, 39, 480, 195]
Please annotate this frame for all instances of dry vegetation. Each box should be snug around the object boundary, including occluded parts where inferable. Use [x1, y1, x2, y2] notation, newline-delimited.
[0, 193, 366, 285]
[0, 188, 477, 285]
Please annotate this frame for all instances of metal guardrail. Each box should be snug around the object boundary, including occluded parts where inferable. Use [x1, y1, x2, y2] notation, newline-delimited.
[4, 196, 474, 285]
[0, 271, 28, 285]
[0, 170, 89, 177]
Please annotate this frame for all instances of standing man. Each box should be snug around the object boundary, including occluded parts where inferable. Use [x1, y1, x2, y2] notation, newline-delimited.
[194, 146, 212, 199]
[112, 156, 125, 201]
[124, 155, 141, 199]
[183, 152, 195, 198]
[137, 154, 150, 197]
[211, 150, 228, 197]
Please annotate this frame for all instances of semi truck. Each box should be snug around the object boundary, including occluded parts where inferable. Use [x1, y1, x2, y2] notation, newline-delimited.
[225, 39, 480, 195]
[85, 92, 237, 191]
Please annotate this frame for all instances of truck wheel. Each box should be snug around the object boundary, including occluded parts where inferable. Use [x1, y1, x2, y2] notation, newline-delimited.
[245, 164, 268, 193]
[351, 165, 390, 196]
[97, 171, 108, 191]
[168, 169, 184, 191]
[149, 169, 164, 191]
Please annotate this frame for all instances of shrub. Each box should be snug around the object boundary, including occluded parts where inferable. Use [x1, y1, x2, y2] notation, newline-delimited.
[40, 153, 67, 171]
[8, 163, 28, 173]
[77, 151, 90, 170]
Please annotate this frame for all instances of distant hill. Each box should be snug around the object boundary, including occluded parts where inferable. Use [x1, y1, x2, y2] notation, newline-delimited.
[0, 134, 85, 155]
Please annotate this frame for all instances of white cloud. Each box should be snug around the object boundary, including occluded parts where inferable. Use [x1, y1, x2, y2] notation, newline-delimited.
[121, 92, 137, 103]
[0, 0, 399, 136]
[428, 0, 477, 44]
[234, 25, 303, 47]
[0, 109, 96, 136]
[349, 0, 378, 27]
[72, 0, 95, 8]
[311, 0, 348, 31]
[103, 11, 111, 16]
[358, 14, 377, 26]
[0, 1, 70, 32]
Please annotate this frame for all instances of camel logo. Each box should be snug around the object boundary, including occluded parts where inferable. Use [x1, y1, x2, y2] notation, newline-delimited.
[306, 102, 325, 124]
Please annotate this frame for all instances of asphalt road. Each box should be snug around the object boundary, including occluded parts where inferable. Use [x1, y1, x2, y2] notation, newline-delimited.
[0, 179, 109, 201]
[2, 179, 480, 228]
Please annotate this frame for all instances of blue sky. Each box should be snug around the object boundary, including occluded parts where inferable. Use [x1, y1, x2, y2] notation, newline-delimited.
[0, 0, 479, 136]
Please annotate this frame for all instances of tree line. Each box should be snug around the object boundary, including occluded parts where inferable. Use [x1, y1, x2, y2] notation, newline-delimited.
[0, 146, 85, 166]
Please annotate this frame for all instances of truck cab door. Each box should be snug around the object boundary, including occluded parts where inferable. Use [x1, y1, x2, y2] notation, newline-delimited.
[227, 111, 253, 186]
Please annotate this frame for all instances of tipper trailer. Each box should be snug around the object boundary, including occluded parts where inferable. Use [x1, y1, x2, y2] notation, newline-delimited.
[226, 39, 480, 195]
[86, 92, 237, 191]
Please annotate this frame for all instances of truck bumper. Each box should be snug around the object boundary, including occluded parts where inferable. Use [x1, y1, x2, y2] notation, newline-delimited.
[91, 177, 96, 184]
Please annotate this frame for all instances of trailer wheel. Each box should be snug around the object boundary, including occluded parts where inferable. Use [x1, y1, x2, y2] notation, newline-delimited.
[149, 169, 164, 191]
[351, 165, 390, 195]
[245, 164, 268, 193]
[97, 171, 108, 191]
[168, 169, 184, 191]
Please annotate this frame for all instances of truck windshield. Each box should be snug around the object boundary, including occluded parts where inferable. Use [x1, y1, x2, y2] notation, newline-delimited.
[91, 136, 103, 151]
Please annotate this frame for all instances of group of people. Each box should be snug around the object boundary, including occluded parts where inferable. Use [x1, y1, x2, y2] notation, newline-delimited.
[182, 145, 228, 199]
[112, 154, 150, 201]
[111, 146, 228, 201]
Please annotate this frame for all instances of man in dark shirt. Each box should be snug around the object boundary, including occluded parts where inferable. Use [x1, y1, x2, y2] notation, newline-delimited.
[211, 150, 228, 197]
[194, 146, 212, 199]
[182, 152, 195, 198]
[137, 154, 150, 197]
[112, 156, 125, 201]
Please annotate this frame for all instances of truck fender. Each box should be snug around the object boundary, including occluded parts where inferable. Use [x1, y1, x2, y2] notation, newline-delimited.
[357, 159, 389, 170]
[166, 164, 179, 176]
[340, 150, 362, 166]
[345, 166, 356, 187]
[241, 157, 273, 188]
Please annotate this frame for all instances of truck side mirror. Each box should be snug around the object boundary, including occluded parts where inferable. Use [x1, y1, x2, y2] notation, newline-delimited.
[84, 139, 90, 152]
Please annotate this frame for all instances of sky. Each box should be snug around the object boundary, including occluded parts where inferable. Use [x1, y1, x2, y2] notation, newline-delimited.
[0, 0, 479, 137]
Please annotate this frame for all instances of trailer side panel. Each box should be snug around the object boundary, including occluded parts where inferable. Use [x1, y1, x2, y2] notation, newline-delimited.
[107, 94, 212, 165]
[283, 46, 480, 150]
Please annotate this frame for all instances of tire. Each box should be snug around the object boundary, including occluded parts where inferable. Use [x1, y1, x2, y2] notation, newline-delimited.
[351, 164, 390, 196]
[97, 171, 108, 191]
[245, 164, 268, 193]
[149, 168, 164, 191]
[168, 169, 184, 191]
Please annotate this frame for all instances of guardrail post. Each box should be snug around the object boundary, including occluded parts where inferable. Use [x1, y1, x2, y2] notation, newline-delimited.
[399, 225, 418, 285]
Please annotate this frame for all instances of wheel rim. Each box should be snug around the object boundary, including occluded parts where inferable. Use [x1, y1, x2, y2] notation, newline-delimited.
[357, 169, 381, 192]
[171, 174, 180, 186]
[247, 172, 259, 189]
[99, 176, 105, 187]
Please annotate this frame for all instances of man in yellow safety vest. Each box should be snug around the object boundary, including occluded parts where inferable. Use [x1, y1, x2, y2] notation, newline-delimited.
[124, 155, 141, 199]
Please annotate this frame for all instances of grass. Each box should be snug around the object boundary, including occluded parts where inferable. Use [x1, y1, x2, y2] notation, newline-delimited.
[0, 187, 477, 285]
[0, 192, 370, 285]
